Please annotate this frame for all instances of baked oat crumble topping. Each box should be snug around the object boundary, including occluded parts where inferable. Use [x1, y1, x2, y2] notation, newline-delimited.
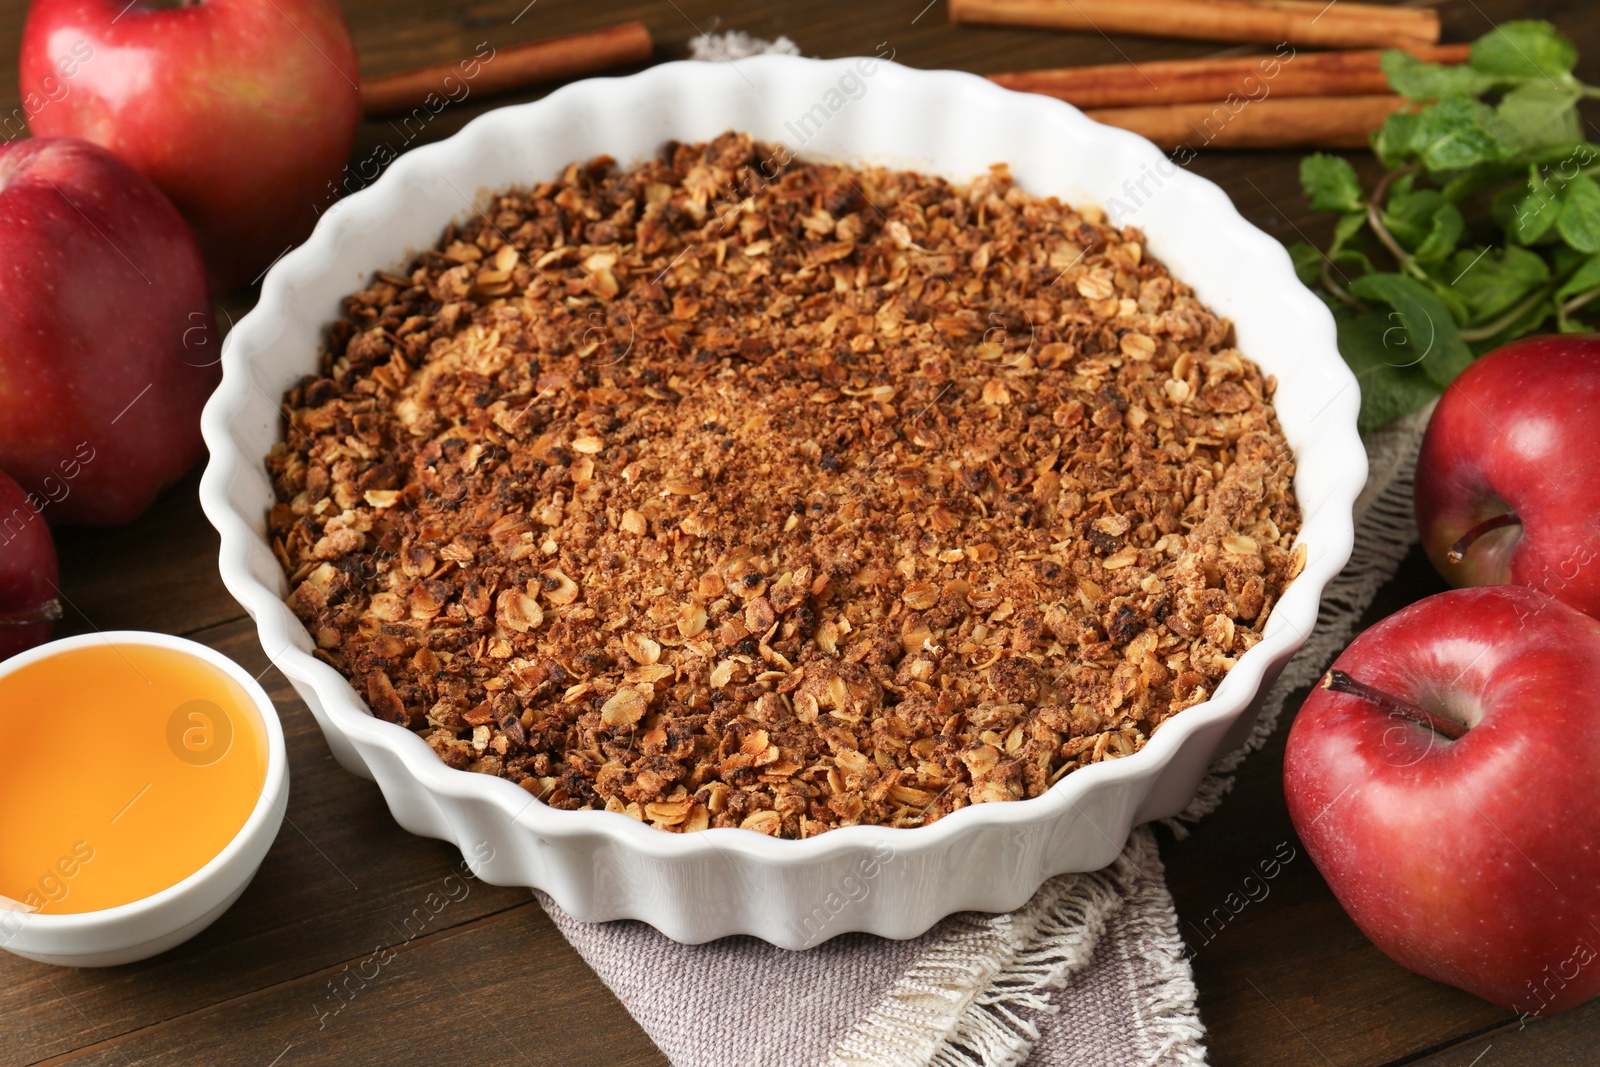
[267, 132, 1303, 838]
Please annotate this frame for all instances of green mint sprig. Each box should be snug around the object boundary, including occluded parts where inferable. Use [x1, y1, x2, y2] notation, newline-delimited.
[1289, 20, 1600, 432]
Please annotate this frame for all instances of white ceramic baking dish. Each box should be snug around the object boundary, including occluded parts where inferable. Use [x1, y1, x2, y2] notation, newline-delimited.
[200, 55, 1363, 948]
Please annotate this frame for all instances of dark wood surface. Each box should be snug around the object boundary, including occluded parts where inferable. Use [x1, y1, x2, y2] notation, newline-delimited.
[3, 1, 1597, 1064]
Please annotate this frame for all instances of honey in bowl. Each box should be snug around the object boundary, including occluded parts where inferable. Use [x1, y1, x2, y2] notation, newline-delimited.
[0, 642, 267, 914]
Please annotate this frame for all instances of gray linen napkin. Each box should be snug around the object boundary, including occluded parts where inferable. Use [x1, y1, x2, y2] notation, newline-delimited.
[538, 827, 1202, 1067]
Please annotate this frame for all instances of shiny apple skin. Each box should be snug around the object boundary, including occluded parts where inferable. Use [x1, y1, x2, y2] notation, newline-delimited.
[1414, 335, 1600, 615]
[0, 138, 217, 525]
[0, 468, 58, 660]
[20, 0, 361, 291]
[1285, 586, 1600, 1016]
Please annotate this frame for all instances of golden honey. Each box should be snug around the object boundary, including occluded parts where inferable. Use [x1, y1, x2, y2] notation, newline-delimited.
[0, 642, 267, 914]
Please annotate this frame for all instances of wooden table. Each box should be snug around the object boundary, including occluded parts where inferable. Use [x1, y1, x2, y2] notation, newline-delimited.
[4, 1, 1595, 1063]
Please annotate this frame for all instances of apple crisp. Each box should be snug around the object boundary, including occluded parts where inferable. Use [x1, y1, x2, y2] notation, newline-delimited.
[267, 132, 1303, 838]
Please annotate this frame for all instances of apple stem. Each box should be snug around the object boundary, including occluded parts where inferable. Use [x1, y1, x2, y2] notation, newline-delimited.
[1446, 512, 1520, 564]
[0, 599, 62, 627]
[1321, 669, 1469, 741]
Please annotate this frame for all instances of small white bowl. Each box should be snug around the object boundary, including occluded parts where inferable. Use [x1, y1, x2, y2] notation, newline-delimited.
[0, 631, 288, 966]
[201, 56, 1363, 947]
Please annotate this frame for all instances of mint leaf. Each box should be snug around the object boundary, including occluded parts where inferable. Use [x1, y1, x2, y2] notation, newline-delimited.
[1382, 50, 1495, 99]
[1374, 110, 1424, 169]
[1558, 173, 1600, 253]
[1548, 244, 1591, 278]
[1447, 245, 1549, 323]
[1497, 83, 1582, 151]
[1414, 204, 1465, 262]
[1530, 141, 1600, 167]
[1329, 212, 1367, 257]
[1470, 20, 1579, 81]
[1321, 215, 1373, 279]
[1431, 282, 1471, 325]
[1382, 188, 1445, 246]
[1381, 188, 1462, 261]
[1556, 253, 1600, 302]
[1332, 249, 1377, 275]
[1506, 171, 1563, 244]
[1412, 98, 1517, 173]
[1335, 309, 1443, 433]
[1347, 273, 1473, 389]
[1289, 242, 1323, 287]
[1300, 154, 1365, 213]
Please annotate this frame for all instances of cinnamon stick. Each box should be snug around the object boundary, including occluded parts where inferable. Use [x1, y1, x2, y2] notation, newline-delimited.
[361, 21, 653, 117]
[1085, 94, 1407, 150]
[992, 43, 1469, 109]
[950, 0, 1441, 51]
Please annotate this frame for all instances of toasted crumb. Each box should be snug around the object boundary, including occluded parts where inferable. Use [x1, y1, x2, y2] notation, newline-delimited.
[266, 132, 1300, 838]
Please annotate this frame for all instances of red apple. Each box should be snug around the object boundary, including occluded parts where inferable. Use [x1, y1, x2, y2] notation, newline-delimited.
[1285, 586, 1600, 1017]
[0, 468, 60, 661]
[20, 0, 361, 291]
[0, 137, 217, 525]
[1415, 335, 1600, 617]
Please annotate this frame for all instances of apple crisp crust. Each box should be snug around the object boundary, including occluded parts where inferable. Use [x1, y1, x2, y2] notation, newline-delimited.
[266, 132, 1303, 838]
